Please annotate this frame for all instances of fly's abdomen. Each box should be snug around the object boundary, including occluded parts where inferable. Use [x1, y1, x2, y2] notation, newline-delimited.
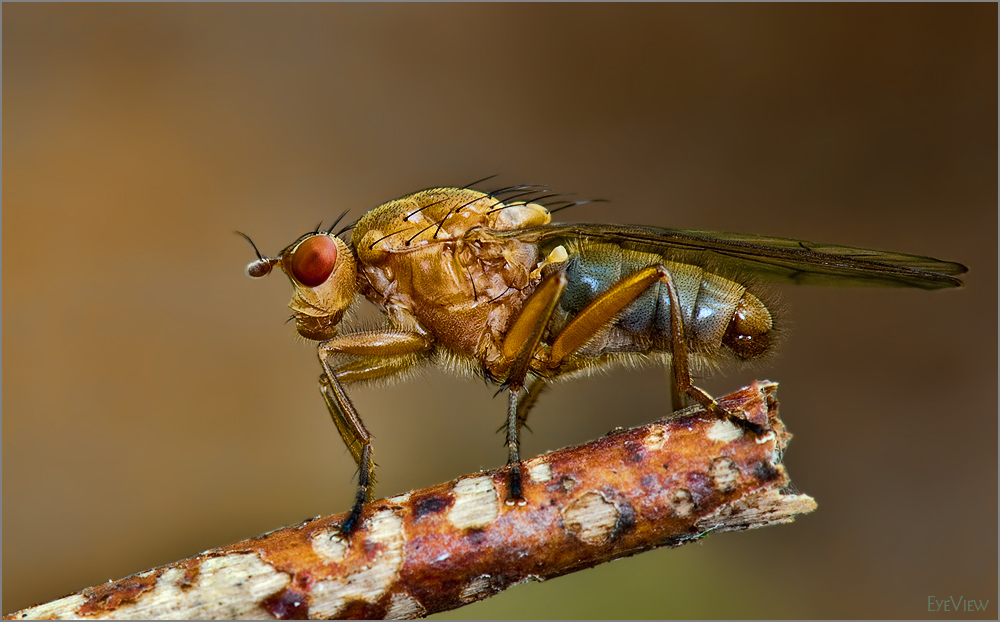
[557, 242, 772, 359]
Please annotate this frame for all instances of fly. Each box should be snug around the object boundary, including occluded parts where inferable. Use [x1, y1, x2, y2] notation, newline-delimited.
[239, 184, 967, 534]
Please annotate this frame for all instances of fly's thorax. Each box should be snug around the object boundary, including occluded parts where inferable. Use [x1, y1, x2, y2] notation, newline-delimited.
[357, 232, 545, 368]
[353, 187, 551, 267]
[347, 187, 553, 365]
[276, 234, 357, 341]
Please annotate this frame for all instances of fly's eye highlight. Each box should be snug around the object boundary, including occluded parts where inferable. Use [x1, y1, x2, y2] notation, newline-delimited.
[290, 235, 338, 287]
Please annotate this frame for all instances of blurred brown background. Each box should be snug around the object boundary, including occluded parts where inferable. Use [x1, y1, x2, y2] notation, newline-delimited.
[3, 4, 996, 619]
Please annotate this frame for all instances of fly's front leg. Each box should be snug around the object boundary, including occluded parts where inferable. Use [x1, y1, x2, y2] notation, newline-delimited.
[319, 374, 373, 535]
[546, 265, 744, 426]
[317, 331, 433, 534]
[505, 390, 524, 504]
[497, 272, 567, 504]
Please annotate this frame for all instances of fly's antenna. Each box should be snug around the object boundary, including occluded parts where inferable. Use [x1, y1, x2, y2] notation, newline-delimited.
[235, 231, 280, 278]
[326, 210, 350, 235]
[235, 231, 264, 261]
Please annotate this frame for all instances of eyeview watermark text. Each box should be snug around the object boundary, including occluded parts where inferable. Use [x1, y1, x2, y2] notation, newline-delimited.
[927, 596, 989, 613]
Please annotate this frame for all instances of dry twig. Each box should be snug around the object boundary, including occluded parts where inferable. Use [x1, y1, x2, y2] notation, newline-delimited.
[7, 380, 815, 620]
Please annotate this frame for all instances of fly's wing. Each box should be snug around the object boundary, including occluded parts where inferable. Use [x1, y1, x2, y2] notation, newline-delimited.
[503, 224, 967, 289]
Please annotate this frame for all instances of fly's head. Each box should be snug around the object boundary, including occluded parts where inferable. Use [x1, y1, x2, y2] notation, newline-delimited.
[240, 230, 357, 341]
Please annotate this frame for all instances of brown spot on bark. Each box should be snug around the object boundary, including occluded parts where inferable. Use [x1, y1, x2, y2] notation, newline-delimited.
[597, 486, 637, 540]
[754, 461, 781, 482]
[686, 472, 713, 505]
[624, 440, 645, 463]
[413, 494, 453, 521]
[338, 598, 380, 619]
[260, 588, 310, 620]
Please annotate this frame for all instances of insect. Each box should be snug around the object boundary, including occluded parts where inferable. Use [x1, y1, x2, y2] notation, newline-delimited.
[239, 182, 966, 534]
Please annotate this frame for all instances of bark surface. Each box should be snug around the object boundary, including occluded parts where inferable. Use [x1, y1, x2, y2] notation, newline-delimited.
[6, 381, 815, 620]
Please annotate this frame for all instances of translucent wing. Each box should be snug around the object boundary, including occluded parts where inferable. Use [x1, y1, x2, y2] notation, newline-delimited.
[504, 224, 967, 289]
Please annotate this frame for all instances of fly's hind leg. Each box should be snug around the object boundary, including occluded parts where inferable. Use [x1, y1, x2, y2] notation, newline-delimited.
[655, 271, 763, 433]
[654, 270, 738, 423]
[546, 265, 752, 428]
[317, 331, 433, 534]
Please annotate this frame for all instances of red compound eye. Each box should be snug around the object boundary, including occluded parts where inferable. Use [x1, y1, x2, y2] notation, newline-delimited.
[290, 236, 338, 287]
